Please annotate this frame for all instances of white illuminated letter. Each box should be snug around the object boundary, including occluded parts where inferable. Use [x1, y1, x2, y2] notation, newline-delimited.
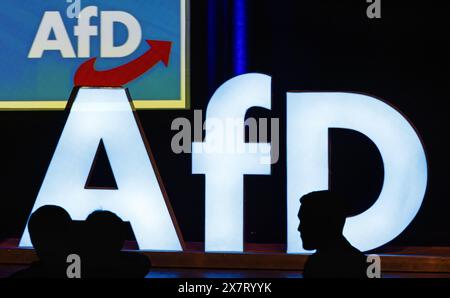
[74, 6, 98, 58]
[20, 88, 183, 251]
[101, 11, 142, 58]
[287, 92, 427, 253]
[28, 12, 76, 58]
[192, 73, 272, 252]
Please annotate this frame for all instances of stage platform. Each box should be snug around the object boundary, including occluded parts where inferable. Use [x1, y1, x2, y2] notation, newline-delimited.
[1, 239, 450, 278]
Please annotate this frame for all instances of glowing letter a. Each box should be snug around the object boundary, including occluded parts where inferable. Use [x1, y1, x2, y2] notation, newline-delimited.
[20, 88, 183, 251]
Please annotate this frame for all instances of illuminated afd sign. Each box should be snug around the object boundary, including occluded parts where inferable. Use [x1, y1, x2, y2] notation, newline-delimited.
[20, 74, 427, 253]
[0, 0, 189, 110]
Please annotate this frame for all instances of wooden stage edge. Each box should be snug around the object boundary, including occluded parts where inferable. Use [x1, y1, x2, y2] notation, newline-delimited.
[1, 245, 450, 273]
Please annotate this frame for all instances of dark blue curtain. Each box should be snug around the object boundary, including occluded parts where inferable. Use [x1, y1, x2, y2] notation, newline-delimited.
[207, 0, 248, 94]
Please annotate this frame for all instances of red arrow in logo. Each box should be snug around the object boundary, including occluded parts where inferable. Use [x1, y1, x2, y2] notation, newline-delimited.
[74, 40, 172, 87]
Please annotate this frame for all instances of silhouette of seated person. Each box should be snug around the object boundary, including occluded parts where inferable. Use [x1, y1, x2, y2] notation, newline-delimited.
[81, 210, 151, 278]
[298, 191, 368, 278]
[11, 205, 72, 278]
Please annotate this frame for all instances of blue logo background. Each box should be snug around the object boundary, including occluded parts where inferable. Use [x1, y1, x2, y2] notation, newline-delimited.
[0, 0, 185, 104]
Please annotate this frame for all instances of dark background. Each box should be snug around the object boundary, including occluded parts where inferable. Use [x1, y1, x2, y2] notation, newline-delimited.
[1, 0, 449, 248]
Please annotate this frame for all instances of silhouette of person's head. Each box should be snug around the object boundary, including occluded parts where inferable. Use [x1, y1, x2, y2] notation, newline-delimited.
[298, 191, 347, 251]
[85, 210, 125, 255]
[82, 210, 151, 278]
[28, 205, 72, 261]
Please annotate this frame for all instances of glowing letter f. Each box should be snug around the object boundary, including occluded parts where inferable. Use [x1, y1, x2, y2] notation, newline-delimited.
[20, 88, 183, 251]
[192, 74, 272, 252]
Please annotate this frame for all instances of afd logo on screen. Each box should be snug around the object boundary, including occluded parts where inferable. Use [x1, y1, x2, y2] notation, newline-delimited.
[0, 0, 189, 110]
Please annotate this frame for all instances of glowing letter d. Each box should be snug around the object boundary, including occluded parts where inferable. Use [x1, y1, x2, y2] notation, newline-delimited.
[287, 92, 427, 253]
